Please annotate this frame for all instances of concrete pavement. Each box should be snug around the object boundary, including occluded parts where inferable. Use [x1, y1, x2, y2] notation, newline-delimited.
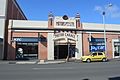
[0, 59, 66, 64]
[0, 58, 120, 64]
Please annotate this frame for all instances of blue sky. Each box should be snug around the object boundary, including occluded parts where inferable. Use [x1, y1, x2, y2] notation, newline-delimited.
[17, 0, 120, 24]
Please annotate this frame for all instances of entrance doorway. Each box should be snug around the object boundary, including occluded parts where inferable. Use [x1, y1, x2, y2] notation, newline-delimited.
[54, 44, 75, 59]
[53, 31, 76, 59]
[114, 42, 120, 58]
[16, 42, 38, 60]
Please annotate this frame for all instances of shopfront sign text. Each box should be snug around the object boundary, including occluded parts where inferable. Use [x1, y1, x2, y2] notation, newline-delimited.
[56, 22, 74, 27]
[54, 32, 76, 40]
[90, 45, 105, 52]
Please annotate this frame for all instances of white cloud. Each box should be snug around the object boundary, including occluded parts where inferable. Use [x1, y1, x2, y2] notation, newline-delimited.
[94, 6, 103, 12]
[108, 5, 120, 18]
[94, 4, 120, 18]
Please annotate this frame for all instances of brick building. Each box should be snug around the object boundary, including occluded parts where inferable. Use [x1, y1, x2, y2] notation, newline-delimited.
[0, 0, 26, 59]
[7, 13, 120, 60]
[1, 0, 120, 60]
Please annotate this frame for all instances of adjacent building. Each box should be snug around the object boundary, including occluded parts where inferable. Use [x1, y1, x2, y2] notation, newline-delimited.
[0, 0, 26, 59]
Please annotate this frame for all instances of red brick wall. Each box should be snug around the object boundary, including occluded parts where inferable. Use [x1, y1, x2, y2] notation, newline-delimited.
[39, 33, 48, 60]
[39, 42, 47, 60]
[6, 0, 27, 59]
[7, 0, 27, 20]
[9, 32, 48, 60]
[7, 32, 39, 60]
[82, 32, 120, 59]
[48, 17, 54, 28]
[7, 30, 16, 60]
[76, 20, 81, 29]
[82, 33, 89, 56]
[13, 32, 38, 37]
[106, 34, 119, 59]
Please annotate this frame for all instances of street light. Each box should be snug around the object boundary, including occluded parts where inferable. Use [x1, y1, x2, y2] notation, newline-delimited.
[102, 3, 112, 55]
[102, 11, 107, 55]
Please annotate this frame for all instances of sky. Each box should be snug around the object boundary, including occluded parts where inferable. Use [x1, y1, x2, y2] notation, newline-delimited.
[17, 0, 120, 24]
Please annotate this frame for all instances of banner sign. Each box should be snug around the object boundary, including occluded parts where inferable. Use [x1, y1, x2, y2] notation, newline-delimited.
[54, 16, 76, 28]
[56, 22, 74, 27]
[90, 45, 105, 52]
[54, 32, 76, 41]
[13, 37, 47, 42]
[89, 38, 105, 43]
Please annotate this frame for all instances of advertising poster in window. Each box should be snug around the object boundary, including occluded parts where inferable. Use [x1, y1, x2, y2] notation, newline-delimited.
[90, 45, 105, 52]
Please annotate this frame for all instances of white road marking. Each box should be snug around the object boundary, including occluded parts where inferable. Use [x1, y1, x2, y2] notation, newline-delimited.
[33, 67, 73, 70]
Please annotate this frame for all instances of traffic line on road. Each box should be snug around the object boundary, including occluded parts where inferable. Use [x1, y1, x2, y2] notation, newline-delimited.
[16, 61, 36, 64]
[32, 67, 73, 70]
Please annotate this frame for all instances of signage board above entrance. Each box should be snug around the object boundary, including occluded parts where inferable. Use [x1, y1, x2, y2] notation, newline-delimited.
[54, 16, 76, 28]
[54, 32, 76, 41]
[56, 22, 74, 27]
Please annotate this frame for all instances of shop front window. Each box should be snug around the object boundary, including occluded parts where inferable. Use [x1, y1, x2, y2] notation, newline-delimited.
[114, 42, 120, 57]
[16, 42, 38, 60]
[89, 38, 105, 52]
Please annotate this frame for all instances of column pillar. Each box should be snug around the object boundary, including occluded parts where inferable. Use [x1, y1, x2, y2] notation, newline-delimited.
[47, 12, 54, 60]
[75, 13, 81, 29]
[47, 32, 54, 60]
[75, 32, 82, 59]
[38, 41, 41, 60]
[7, 41, 16, 60]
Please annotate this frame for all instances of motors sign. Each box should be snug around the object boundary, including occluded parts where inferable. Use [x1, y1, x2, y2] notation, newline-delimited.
[56, 22, 74, 27]
[54, 16, 76, 28]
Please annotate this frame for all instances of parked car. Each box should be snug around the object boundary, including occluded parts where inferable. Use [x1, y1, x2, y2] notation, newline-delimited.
[81, 52, 107, 63]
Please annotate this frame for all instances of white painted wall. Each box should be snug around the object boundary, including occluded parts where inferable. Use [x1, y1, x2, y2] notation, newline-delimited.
[11, 21, 120, 32]
[82, 23, 120, 31]
[12, 20, 48, 28]
[0, 19, 5, 38]
[47, 32, 54, 60]
[0, 0, 7, 17]
[0, 0, 7, 60]
[0, 0, 7, 38]
[75, 32, 82, 59]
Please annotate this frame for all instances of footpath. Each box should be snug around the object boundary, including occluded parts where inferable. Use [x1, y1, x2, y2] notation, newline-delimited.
[0, 58, 120, 64]
[0, 59, 66, 64]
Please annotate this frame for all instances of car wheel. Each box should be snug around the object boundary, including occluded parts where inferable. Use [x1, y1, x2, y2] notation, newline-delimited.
[102, 58, 106, 62]
[86, 59, 91, 63]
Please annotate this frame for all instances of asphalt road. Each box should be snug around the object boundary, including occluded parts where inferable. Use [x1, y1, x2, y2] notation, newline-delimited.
[0, 61, 120, 80]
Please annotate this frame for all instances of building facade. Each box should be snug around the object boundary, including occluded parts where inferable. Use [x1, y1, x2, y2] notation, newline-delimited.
[7, 13, 120, 60]
[0, 0, 27, 59]
[1, 0, 120, 60]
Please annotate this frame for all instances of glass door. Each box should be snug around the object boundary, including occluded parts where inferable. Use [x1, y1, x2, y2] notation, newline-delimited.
[114, 42, 120, 58]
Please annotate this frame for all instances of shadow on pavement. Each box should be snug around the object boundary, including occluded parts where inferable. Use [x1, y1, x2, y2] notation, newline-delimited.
[109, 76, 120, 80]
[82, 79, 89, 80]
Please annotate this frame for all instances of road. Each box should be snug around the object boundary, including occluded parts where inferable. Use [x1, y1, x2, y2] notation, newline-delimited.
[0, 61, 120, 80]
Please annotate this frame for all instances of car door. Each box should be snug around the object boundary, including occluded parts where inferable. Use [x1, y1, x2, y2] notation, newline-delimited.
[97, 52, 104, 60]
[91, 53, 98, 61]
